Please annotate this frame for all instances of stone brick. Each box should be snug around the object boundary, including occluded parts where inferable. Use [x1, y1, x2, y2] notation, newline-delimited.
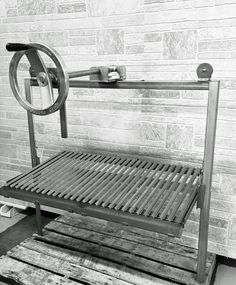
[17, 0, 56, 16]
[70, 36, 95, 46]
[163, 30, 197, 59]
[144, 0, 175, 4]
[126, 45, 144, 54]
[199, 40, 236, 52]
[97, 29, 124, 55]
[229, 215, 236, 240]
[102, 14, 144, 28]
[144, 33, 162, 42]
[87, 0, 142, 16]
[144, 42, 162, 53]
[139, 122, 165, 141]
[28, 31, 68, 47]
[124, 34, 143, 45]
[166, 124, 193, 151]
[57, 1, 86, 14]
[138, 89, 180, 99]
[221, 174, 236, 195]
[199, 27, 236, 41]
[0, 131, 11, 139]
[185, 220, 227, 245]
[6, 8, 17, 17]
[0, 144, 17, 158]
[0, 1, 6, 17]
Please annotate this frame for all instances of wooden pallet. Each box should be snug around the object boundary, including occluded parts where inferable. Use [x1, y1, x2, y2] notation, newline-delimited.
[0, 213, 216, 285]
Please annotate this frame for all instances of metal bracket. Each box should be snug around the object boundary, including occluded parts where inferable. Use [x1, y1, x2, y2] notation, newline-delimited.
[90, 65, 126, 83]
[197, 184, 206, 209]
[196, 63, 213, 81]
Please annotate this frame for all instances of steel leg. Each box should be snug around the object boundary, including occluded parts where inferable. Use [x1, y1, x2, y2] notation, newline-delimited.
[35, 202, 43, 236]
[196, 81, 220, 283]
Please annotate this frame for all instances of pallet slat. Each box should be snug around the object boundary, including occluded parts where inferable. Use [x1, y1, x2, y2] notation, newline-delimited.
[36, 230, 199, 285]
[0, 213, 215, 285]
[20, 238, 171, 285]
[7, 245, 134, 285]
[56, 213, 214, 265]
[0, 256, 81, 285]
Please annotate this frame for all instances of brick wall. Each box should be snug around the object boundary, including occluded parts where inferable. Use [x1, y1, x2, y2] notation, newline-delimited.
[0, 0, 236, 258]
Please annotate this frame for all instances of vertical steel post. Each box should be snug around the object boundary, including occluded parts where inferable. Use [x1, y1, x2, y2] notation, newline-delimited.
[196, 80, 220, 283]
[35, 202, 43, 236]
[59, 102, 68, 138]
[25, 79, 40, 167]
[25, 79, 43, 236]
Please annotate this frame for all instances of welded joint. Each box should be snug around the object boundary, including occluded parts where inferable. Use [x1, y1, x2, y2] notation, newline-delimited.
[197, 185, 206, 209]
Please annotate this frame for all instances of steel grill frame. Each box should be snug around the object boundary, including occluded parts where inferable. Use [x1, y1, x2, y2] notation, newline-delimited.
[2, 150, 201, 236]
[0, 60, 220, 283]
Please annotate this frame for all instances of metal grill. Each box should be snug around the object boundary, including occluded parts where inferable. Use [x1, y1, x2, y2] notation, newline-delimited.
[6, 150, 201, 223]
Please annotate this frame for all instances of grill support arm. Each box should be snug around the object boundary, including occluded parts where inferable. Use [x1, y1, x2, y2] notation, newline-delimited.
[196, 80, 220, 283]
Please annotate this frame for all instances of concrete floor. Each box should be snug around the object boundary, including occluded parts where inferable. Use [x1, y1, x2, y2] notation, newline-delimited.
[0, 212, 236, 285]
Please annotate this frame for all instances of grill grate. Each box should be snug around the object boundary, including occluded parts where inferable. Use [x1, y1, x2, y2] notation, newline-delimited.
[6, 150, 201, 223]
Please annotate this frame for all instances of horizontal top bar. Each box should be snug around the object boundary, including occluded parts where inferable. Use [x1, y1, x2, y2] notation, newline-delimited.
[68, 80, 210, 90]
[30, 78, 210, 91]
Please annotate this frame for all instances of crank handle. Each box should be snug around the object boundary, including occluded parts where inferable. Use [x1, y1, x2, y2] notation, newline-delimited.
[6, 43, 32, 52]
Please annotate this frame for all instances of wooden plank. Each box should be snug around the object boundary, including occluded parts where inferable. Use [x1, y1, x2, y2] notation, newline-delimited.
[21, 238, 174, 285]
[56, 213, 214, 265]
[0, 256, 80, 285]
[45, 220, 198, 272]
[7, 245, 134, 285]
[36, 230, 200, 285]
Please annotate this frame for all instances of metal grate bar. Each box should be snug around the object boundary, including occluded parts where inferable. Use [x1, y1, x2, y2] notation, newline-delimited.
[158, 168, 194, 220]
[50, 153, 103, 197]
[167, 168, 201, 221]
[126, 162, 168, 214]
[145, 166, 188, 218]
[26, 152, 84, 192]
[76, 157, 126, 202]
[135, 165, 181, 216]
[99, 159, 142, 208]
[8, 151, 67, 188]
[110, 161, 154, 210]
[137, 164, 172, 216]
[16, 152, 75, 190]
[117, 161, 161, 212]
[65, 156, 115, 200]
[39, 153, 95, 195]
[176, 183, 199, 223]
[92, 158, 139, 206]
[84, 158, 135, 205]
[107, 160, 149, 209]
[57, 154, 108, 198]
